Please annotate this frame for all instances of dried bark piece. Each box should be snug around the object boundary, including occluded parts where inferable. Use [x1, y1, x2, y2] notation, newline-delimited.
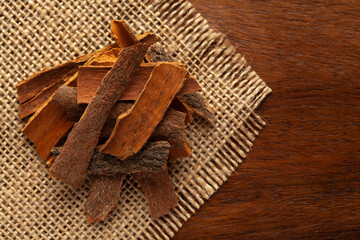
[52, 86, 190, 161]
[146, 44, 214, 121]
[171, 96, 195, 124]
[16, 54, 89, 104]
[87, 48, 121, 67]
[52, 141, 169, 176]
[100, 63, 188, 160]
[110, 20, 139, 48]
[85, 174, 124, 224]
[77, 64, 153, 103]
[18, 44, 119, 118]
[147, 45, 175, 62]
[77, 64, 201, 103]
[50, 43, 149, 188]
[179, 92, 215, 121]
[149, 109, 191, 160]
[19, 79, 66, 119]
[88, 141, 169, 175]
[22, 74, 78, 160]
[133, 170, 178, 219]
[22, 100, 75, 160]
[137, 32, 159, 45]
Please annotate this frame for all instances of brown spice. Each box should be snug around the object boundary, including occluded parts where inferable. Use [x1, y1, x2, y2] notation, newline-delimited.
[50, 43, 149, 188]
[85, 174, 124, 224]
[22, 74, 79, 160]
[137, 32, 160, 45]
[53, 85, 190, 160]
[110, 20, 139, 48]
[87, 141, 168, 176]
[179, 92, 215, 122]
[133, 170, 178, 219]
[77, 64, 201, 103]
[100, 63, 188, 160]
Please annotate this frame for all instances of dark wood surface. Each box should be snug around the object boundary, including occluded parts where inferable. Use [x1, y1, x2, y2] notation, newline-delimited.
[175, 1, 360, 239]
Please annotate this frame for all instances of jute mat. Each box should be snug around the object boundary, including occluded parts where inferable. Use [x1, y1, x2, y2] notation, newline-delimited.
[0, 0, 271, 239]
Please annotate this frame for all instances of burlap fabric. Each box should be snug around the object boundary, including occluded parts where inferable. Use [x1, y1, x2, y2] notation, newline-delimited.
[0, 0, 271, 239]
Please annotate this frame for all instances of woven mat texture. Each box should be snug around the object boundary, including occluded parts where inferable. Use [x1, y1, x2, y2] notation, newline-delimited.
[0, 0, 271, 239]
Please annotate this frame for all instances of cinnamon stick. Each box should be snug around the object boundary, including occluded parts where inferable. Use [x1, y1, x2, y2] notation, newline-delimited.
[85, 174, 124, 224]
[110, 20, 139, 48]
[149, 109, 191, 160]
[137, 32, 159, 45]
[17, 44, 119, 118]
[52, 141, 169, 176]
[22, 74, 79, 160]
[77, 64, 201, 103]
[146, 44, 214, 122]
[170, 96, 195, 124]
[100, 63, 188, 160]
[16, 54, 88, 104]
[50, 43, 149, 188]
[133, 170, 178, 219]
[147, 45, 175, 62]
[178, 92, 215, 122]
[53, 85, 189, 160]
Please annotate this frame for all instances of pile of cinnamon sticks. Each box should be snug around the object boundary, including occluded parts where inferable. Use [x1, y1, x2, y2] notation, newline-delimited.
[17, 20, 214, 223]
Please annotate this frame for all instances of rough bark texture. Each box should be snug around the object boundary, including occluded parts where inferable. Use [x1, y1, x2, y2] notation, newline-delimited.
[133, 170, 178, 219]
[149, 109, 191, 160]
[100, 63, 188, 160]
[171, 96, 195, 124]
[137, 32, 159, 45]
[22, 73, 79, 160]
[22, 101, 75, 160]
[85, 174, 124, 224]
[178, 92, 215, 121]
[146, 44, 213, 122]
[50, 43, 149, 188]
[77, 64, 153, 103]
[110, 20, 139, 48]
[52, 141, 168, 175]
[77, 64, 201, 103]
[52, 141, 168, 176]
[147, 45, 175, 62]
[52, 86, 189, 160]
[16, 55, 87, 104]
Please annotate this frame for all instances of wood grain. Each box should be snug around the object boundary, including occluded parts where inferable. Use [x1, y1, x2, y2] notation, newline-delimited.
[175, 1, 360, 239]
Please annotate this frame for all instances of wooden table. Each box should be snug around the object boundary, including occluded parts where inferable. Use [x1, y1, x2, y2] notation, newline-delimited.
[175, 1, 360, 239]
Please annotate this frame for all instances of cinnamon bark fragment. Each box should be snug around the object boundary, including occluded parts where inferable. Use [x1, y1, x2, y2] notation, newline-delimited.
[52, 141, 169, 176]
[147, 45, 175, 62]
[77, 64, 201, 103]
[85, 174, 124, 224]
[170, 96, 195, 124]
[19, 79, 67, 119]
[133, 170, 178, 219]
[50, 43, 149, 188]
[179, 92, 215, 121]
[146, 44, 214, 121]
[22, 74, 79, 160]
[16, 54, 88, 104]
[22, 101, 75, 160]
[110, 20, 139, 48]
[100, 63, 188, 160]
[52, 86, 189, 161]
[88, 141, 168, 175]
[17, 44, 118, 118]
[101, 109, 189, 160]
[137, 32, 159, 45]
[52, 85, 133, 122]
[149, 109, 191, 160]
[77, 64, 153, 103]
